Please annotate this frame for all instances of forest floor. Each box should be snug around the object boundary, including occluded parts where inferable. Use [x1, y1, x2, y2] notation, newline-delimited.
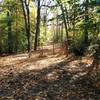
[0, 45, 100, 100]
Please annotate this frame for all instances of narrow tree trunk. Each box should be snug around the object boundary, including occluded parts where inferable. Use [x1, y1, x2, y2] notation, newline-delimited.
[61, 22, 63, 43]
[60, 4, 69, 42]
[20, 0, 31, 54]
[15, 7, 18, 53]
[60, 4, 69, 56]
[53, 22, 55, 55]
[56, 15, 59, 42]
[7, 11, 13, 54]
[84, 0, 89, 46]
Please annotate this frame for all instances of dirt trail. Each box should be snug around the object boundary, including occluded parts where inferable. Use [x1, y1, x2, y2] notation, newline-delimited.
[0, 46, 99, 100]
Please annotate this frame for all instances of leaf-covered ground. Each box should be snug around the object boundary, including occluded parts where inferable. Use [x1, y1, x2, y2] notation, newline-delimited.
[0, 46, 100, 100]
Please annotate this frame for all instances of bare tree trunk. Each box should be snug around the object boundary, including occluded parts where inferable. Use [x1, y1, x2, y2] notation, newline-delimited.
[84, 0, 89, 46]
[34, 0, 41, 51]
[60, 4, 69, 42]
[7, 9, 13, 54]
[53, 22, 55, 55]
[20, 0, 31, 54]
[60, 5, 69, 57]
[15, 6, 18, 53]
[56, 15, 59, 42]
[25, 1, 31, 54]
[61, 22, 63, 44]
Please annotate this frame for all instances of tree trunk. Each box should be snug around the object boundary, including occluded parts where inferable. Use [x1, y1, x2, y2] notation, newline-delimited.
[61, 22, 63, 43]
[84, 0, 89, 46]
[15, 6, 18, 53]
[20, 0, 31, 53]
[34, 0, 41, 51]
[60, 4, 69, 43]
[25, 1, 31, 53]
[7, 11, 13, 54]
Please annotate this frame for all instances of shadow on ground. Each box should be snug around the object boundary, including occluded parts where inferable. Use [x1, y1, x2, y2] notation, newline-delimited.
[0, 57, 100, 100]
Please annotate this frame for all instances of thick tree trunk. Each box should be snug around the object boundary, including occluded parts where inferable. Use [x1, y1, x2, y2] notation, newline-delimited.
[34, 0, 41, 51]
[26, 2, 31, 53]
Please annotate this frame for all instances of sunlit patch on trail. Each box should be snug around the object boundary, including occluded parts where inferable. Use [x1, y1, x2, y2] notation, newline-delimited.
[26, 55, 65, 70]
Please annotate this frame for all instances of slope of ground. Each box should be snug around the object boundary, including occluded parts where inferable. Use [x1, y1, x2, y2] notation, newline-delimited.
[0, 45, 100, 100]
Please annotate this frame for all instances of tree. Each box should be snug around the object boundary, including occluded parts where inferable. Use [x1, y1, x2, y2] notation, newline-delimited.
[83, 0, 89, 46]
[7, 1, 13, 53]
[20, 0, 31, 53]
[34, 0, 41, 51]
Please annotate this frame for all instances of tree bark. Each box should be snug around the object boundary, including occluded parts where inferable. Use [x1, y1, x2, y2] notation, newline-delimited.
[84, 0, 89, 46]
[20, 0, 31, 53]
[34, 0, 41, 51]
[7, 10, 13, 54]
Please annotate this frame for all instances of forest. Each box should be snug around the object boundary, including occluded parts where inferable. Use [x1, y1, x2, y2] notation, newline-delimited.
[0, 0, 100, 99]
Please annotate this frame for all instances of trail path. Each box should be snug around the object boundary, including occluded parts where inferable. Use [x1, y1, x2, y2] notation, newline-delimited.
[0, 45, 100, 100]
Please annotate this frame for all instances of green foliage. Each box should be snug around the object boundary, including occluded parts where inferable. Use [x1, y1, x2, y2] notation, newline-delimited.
[39, 33, 47, 45]
[0, 0, 99, 54]
[71, 32, 85, 53]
